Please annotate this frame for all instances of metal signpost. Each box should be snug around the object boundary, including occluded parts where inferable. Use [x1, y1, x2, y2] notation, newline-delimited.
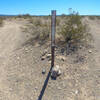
[51, 10, 56, 68]
[38, 10, 56, 100]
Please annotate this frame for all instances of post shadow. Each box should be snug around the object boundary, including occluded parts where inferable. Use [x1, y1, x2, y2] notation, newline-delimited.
[37, 66, 53, 100]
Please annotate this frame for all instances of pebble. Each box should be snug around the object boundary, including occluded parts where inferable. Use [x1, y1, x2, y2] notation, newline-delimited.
[88, 50, 92, 53]
[25, 48, 28, 51]
[56, 55, 66, 61]
[42, 69, 46, 74]
[57, 87, 62, 90]
[41, 53, 51, 60]
[41, 56, 45, 60]
[34, 87, 38, 91]
[51, 65, 61, 79]
[46, 53, 51, 58]
[60, 48, 65, 54]
[75, 90, 79, 94]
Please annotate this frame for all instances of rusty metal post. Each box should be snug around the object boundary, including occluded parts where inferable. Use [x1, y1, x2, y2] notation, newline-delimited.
[37, 11, 56, 100]
[51, 10, 56, 68]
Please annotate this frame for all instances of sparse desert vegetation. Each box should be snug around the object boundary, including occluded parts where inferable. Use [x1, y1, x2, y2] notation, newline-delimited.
[0, 14, 100, 100]
[23, 11, 92, 54]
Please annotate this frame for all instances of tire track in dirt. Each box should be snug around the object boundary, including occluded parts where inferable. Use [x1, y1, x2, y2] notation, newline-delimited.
[0, 20, 26, 100]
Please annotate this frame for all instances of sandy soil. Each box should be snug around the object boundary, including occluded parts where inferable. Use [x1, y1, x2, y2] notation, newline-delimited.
[0, 18, 100, 100]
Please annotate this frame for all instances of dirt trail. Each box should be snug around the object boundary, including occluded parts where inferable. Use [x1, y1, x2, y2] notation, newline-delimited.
[0, 20, 26, 100]
[0, 20, 25, 57]
[89, 19, 100, 70]
[88, 19, 100, 100]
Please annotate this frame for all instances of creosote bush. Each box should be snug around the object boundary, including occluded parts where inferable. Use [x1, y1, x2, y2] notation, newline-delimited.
[59, 11, 92, 53]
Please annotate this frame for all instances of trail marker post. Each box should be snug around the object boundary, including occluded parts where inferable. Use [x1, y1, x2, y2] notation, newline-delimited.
[38, 10, 56, 100]
[51, 10, 56, 68]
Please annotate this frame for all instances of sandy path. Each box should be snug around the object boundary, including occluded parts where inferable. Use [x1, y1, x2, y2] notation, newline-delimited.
[0, 20, 25, 57]
[88, 19, 100, 100]
[89, 20, 100, 69]
[0, 20, 25, 100]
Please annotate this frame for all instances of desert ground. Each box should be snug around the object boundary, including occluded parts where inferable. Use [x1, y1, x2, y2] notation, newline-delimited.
[0, 16, 100, 100]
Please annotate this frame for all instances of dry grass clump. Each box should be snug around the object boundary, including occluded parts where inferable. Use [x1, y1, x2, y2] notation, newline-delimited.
[25, 17, 51, 43]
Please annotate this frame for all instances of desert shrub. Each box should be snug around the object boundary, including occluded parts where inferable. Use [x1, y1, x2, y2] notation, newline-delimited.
[17, 14, 31, 19]
[34, 19, 42, 26]
[25, 17, 50, 44]
[89, 16, 100, 20]
[17, 14, 23, 18]
[88, 16, 95, 20]
[29, 18, 42, 26]
[0, 18, 3, 27]
[95, 16, 100, 20]
[38, 26, 50, 41]
[59, 10, 92, 54]
[61, 14, 67, 18]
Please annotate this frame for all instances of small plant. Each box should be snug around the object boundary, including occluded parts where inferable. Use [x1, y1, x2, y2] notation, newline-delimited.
[39, 26, 50, 40]
[24, 17, 50, 44]
[59, 9, 92, 54]
[34, 19, 42, 26]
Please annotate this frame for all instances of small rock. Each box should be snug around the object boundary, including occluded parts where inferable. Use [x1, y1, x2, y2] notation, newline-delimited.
[88, 50, 92, 53]
[25, 48, 28, 53]
[46, 53, 51, 58]
[75, 90, 79, 94]
[51, 65, 61, 79]
[58, 70, 61, 76]
[34, 87, 38, 91]
[25, 48, 28, 51]
[56, 55, 66, 61]
[41, 56, 45, 60]
[60, 48, 65, 54]
[79, 45, 82, 49]
[57, 87, 62, 90]
[42, 69, 46, 74]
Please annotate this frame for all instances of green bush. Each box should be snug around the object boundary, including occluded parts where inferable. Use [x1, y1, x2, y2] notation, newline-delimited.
[59, 11, 92, 53]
